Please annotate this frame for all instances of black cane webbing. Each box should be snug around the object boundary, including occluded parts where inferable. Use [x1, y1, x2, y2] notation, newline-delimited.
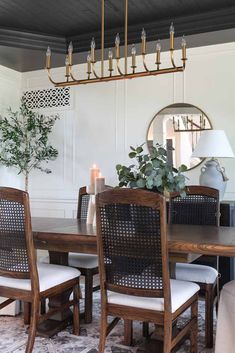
[99, 203, 163, 290]
[0, 198, 29, 274]
[169, 194, 218, 225]
[79, 194, 90, 220]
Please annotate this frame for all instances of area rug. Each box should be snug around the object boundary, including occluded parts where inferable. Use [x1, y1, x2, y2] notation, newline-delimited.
[0, 292, 215, 353]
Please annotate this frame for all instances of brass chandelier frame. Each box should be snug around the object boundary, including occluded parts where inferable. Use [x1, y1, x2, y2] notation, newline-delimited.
[46, 0, 187, 87]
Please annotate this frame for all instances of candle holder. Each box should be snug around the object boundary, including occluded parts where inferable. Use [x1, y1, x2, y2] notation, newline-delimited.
[86, 167, 106, 226]
[86, 192, 96, 225]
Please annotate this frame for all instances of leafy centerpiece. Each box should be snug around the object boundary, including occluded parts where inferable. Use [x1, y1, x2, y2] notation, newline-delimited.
[0, 100, 59, 191]
[116, 143, 187, 196]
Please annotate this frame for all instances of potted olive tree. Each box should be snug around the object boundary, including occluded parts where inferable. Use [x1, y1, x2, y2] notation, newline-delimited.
[116, 143, 187, 196]
[0, 100, 59, 191]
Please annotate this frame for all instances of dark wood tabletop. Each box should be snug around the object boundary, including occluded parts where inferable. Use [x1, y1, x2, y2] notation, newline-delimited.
[32, 216, 235, 338]
[32, 217, 235, 257]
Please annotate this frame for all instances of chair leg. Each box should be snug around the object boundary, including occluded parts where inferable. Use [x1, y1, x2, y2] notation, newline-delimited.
[123, 320, 133, 346]
[24, 302, 31, 325]
[163, 317, 172, 353]
[99, 309, 107, 353]
[143, 321, 149, 337]
[84, 270, 93, 324]
[205, 284, 214, 348]
[190, 300, 198, 353]
[24, 299, 46, 326]
[25, 298, 40, 353]
[73, 283, 80, 335]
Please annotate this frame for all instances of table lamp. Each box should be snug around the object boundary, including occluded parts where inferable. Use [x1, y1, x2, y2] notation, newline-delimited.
[191, 130, 234, 200]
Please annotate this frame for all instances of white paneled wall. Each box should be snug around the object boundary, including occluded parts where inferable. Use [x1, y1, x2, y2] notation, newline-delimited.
[19, 42, 235, 217]
[0, 65, 23, 189]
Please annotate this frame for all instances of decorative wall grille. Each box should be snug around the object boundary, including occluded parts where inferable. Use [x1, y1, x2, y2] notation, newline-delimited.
[22, 87, 71, 109]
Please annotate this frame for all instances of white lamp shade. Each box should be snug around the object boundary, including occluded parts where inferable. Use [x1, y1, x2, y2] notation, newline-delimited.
[192, 130, 234, 158]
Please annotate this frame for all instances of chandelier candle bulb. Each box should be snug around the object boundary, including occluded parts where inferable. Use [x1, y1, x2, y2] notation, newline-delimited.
[68, 41, 73, 66]
[65, 56, 70, 77]
[108, 49, 113, 72]
[181, 35, 187, 60]
[95, 172, 105, 194]
[87, 52, 92, 75]
[156, 40, 161, 66]
[115, 33, 120, 59]
[88, 164, 100, 194]
[131, 44, 136, 69]
[46, 46, 51, 69]
[141, 28, 146, 55]
[91, 37, 96, 63]
[170, 22, 174, 50]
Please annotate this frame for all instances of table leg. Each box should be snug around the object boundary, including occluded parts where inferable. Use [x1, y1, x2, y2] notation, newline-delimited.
[37, 251, 74, 337]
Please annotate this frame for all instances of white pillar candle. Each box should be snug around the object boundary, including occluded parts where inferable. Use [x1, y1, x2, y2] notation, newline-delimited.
[95, 172, 105, 194]
[87, 164, 100, 194]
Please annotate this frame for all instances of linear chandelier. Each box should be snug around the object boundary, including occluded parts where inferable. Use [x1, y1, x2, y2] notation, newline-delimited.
[46, 0, 187, 87]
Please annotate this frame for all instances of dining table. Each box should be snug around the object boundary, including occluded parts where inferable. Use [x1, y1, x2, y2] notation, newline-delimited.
[32, 217, 235, 338]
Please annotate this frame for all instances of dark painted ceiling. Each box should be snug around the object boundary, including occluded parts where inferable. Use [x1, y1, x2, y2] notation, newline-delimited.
[0, 0, 235, 72]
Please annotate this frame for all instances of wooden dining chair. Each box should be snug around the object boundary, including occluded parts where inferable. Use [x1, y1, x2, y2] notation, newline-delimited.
[0, 187, 80, 353]
[169, 185, 220, 348]
[96, 188, 199, 353]
[40, 186, 99, 323]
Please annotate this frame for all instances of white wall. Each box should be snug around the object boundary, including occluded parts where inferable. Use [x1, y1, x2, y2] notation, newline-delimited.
[0, 66, 23, 189]
[20, 42, 235, 217]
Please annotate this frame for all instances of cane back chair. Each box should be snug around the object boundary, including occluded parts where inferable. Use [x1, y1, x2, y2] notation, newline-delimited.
[169, 185, 220, 348]
[40, 186, 98, 323]
[96, 188, 199, 353]
[0, 187, 80, 353]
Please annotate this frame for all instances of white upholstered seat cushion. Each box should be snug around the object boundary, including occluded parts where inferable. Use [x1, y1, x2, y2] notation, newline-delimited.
[175, 263, 218, 284]
[0, 263, 80, 292]
[40, 253, 98, 269]
[107, 279, 199, 313]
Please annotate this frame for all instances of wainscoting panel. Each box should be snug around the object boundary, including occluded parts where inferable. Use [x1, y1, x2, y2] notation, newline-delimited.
[30, 199, 77, 219]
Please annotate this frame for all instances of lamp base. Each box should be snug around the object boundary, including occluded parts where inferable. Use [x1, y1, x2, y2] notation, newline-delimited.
[199, 159, 227, 200]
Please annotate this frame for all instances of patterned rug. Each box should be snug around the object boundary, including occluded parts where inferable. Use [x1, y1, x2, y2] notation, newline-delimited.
[0, 292, 215, 353]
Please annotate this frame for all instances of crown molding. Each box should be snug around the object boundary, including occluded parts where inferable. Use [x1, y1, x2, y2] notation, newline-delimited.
[0, 28, 66, 52]
[0, 5, 235, 72]
[0, 6, 234, 54]
[68, 6, 235, 52]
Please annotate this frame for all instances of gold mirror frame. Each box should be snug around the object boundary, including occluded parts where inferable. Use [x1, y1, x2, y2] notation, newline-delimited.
[146, 103, 212, 172]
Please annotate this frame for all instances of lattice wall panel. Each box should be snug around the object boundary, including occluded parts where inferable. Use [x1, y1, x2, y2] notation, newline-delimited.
[23, 87, 71, 109]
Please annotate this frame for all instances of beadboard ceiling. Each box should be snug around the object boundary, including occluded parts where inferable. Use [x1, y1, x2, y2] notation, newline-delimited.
[0, 0, 235, 72]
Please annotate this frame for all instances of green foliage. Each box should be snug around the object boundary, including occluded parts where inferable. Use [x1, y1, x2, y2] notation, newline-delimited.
[116, 143, 187, 197]
[0, 100, 59, 179]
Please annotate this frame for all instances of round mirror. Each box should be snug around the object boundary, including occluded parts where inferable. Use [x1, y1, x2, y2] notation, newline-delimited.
[147, 103, 212, 171]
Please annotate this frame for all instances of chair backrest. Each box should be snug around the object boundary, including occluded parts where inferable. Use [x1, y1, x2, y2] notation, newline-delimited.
[169, 185, 220, 226]
[77, 185, 113, 220]
[96, 188, 171, 308]
[0, 187, 39, 290]
[77, 186, 90, 220]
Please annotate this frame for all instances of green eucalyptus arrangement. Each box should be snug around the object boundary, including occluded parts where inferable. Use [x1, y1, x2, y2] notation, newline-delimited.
[116, 143, 187, 196]
[0, 100, 59, 192]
